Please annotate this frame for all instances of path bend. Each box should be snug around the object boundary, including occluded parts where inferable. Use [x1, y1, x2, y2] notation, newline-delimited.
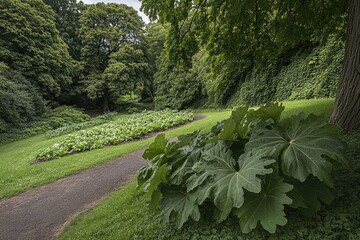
[0, 149, 147, 240]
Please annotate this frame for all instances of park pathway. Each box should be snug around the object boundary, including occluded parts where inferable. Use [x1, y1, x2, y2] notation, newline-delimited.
[0, 149, 147, 240]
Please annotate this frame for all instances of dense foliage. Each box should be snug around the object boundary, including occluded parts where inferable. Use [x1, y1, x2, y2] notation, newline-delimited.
[44, 106, 90, 129]
[36, 110, 194, 161]
[44, 0, 84, 60]
[0, 0, 73, 100]
[0, 1, 152, 128]
[227, 38, 344, 107]
[103, 44, 149, 99]
[141, 0, 346, 106]
[138, 104, 353, 233]
[154, 54, 202, 110]
[152, 35, 343, 109]
[79, 3, 146, 111]
[0, 63, 46, 132]
[0, 106, 90, 145]
[0, 0, 349, 129]
[141, 23, 166, 101]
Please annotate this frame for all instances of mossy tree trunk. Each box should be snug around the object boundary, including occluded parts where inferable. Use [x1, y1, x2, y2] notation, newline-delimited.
[330, 0, 360, 131]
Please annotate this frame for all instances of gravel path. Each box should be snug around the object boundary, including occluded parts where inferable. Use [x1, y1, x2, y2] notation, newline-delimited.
[0, 149, 147, 240]
[0, 114, 205, 240]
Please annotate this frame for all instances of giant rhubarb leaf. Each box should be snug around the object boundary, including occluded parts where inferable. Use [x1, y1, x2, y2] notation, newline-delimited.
[143, 133, 167, 160]
[158, 187, 200, 228]
[219, 107, 248, 140]
[246, 114, 352, 186]
[187, 141, 275, 222]
[236, 175, 293, 233]
[170, 151, 201, 185]
[237, 103, 284, 137]
[138, 134, 177, 189]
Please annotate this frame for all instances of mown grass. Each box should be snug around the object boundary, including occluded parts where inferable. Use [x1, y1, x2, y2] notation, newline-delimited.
[0, 99, 334, 199]
[57, 98, 360, 240]
[0, 111, 230, 199]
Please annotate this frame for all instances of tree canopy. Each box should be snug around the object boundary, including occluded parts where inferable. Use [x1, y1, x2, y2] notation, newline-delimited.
[141, 0, 360, 131]
[79, 2, 145, 111]
[141, 0, 345, 65]
[44, 0, 85, 60]
[103, 43, 149, 99]
[0, 0, 73, 99]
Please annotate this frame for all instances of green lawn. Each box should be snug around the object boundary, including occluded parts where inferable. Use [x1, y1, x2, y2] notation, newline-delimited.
[56, 98, 360, 240]
[0, 111, 230, 199]
[0, 98, 334, 199]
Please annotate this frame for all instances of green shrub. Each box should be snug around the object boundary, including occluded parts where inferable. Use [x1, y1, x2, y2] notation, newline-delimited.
[138, 103, 353, 233]
[0, 105, 90, 145]
[127, 107, 140, 114]
[0, 62, 47, 131]
[153, 50, 206, 110]
[45, 106, 90, 129]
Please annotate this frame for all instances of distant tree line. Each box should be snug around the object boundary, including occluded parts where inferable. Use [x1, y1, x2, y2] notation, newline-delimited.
[0, 0, 161, 130]
[1, 0, 358, 131]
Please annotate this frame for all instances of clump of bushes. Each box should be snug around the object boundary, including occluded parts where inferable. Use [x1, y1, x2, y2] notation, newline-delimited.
[44, 106, 90, 129]
[0, 62, 47, 133]
[0, 105, 91, 145]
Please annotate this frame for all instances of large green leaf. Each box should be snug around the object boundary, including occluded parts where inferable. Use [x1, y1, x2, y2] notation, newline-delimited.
[144, 164, 168, 197]
[218, 117, 237, 140]
[170, 151, 201, 185]
[236, 175, 293, 233]
[187, 141, 275, 222]
[287, 176, 334, 217]
[158, 187, 200, 228]
[138, 134, 178, 189]
[248, 102, 284, 124]
[137, 163, 156, 189]
[143, 133, 167, 160]
[218, 104, 284, 140]
[237, 103, 284, 137]
[218, 107, 248, 141]
[246, 114, 352, 186]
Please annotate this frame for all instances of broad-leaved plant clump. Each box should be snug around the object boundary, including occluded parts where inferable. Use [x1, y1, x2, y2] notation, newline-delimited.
[137, 103, 353, 233]
[35, 110, 193, 161]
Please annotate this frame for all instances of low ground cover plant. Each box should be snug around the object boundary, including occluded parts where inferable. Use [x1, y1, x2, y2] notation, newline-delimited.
[46, 112, 117, 138]
[35, 110, 194, 161]
[138, 103, 353, 234]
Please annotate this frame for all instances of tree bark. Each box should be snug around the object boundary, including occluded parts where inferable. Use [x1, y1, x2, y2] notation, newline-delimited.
[330, 0, 360, 132]
[103, 90, 110, 113]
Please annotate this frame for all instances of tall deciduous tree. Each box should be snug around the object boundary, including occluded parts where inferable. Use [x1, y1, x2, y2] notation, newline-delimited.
[142, 23, 166, 100]
[103, 43, 149, 99]
[330, 0, 360, 131]
[44, 0, 84, 60]
[79, 3, 145, 111]
[141, 0, 359, 131]
[0, 0, 73, 99]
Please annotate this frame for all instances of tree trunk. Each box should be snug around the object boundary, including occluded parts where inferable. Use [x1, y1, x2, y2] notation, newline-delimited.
[330, 0, 360, 132]
[103, 90, 110, 113]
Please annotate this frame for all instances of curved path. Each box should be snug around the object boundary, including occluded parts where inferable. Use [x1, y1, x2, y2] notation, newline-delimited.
[0, 115, 205, 240]
[0, 149, 147, 240]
